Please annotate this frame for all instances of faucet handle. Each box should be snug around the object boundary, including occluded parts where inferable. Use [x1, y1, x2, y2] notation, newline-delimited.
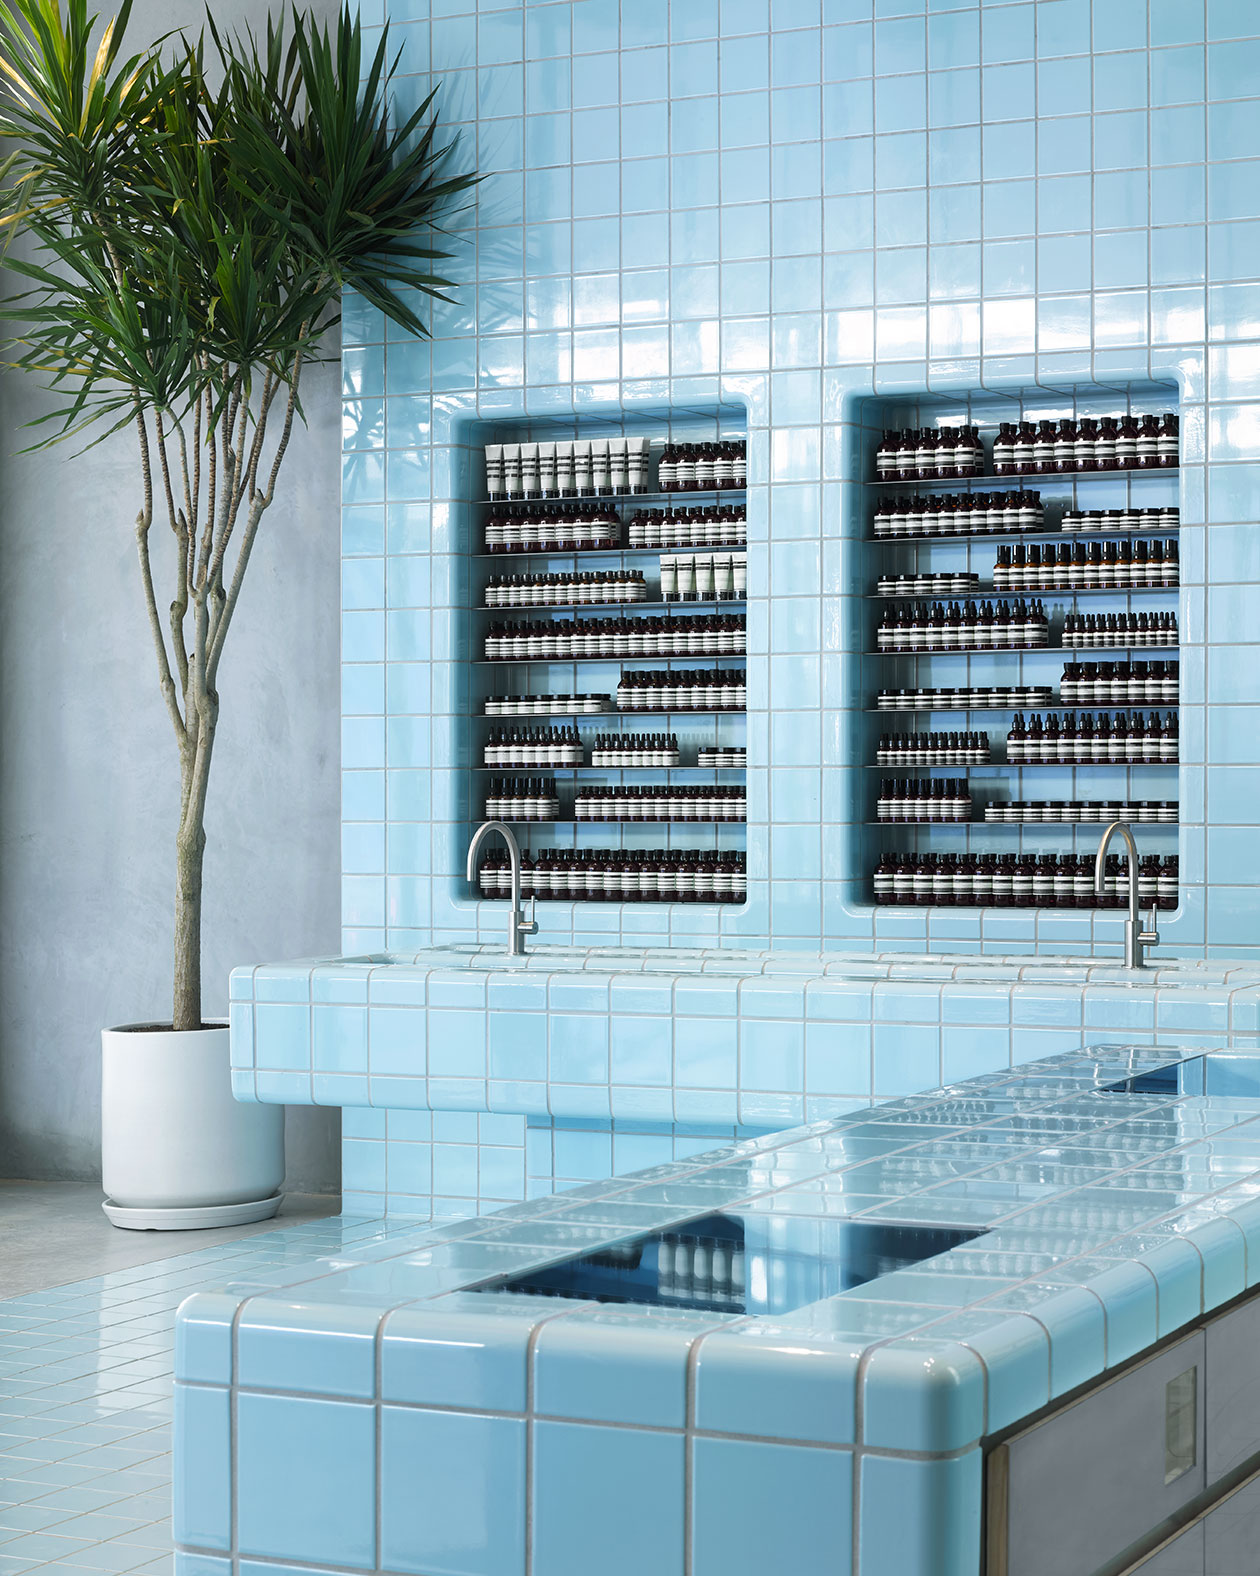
[1141, 903, 1160, 945]
[518, 895, 538, 936]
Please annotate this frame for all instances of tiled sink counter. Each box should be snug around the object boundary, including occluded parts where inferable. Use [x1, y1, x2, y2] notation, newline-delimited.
[177, 1044, 1260, 1576]
[231, 946, 1260, 1127]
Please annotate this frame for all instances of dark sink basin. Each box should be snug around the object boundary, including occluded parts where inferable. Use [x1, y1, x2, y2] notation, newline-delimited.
[1103, 1054, 1260, 1098]
[473, 1212, 987, 1317]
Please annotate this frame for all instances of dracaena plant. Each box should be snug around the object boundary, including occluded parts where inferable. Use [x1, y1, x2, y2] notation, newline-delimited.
[0, 0, 475, 1029]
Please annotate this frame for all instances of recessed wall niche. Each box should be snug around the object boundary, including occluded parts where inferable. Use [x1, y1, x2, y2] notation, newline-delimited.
[460, 404, 749, 908]
[849, 381, 1183, 917]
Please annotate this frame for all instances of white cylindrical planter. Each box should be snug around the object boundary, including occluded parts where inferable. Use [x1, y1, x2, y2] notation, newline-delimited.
[101, 1022, 285, 1230]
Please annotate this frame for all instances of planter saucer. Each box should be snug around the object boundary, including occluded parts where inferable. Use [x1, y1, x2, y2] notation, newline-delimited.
[101, 1193, 283, 1231]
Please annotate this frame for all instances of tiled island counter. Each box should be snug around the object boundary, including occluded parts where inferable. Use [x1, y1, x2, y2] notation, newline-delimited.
[176, 1043, 1260, 1576]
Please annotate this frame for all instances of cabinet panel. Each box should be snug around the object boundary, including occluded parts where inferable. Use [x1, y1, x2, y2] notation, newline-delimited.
[1126, 1521, 1203, 1576]
[1204, 1473, 1260, 1576]
[1205, 1295, 1260, 1484]
[993, 1331, 1205, 1576]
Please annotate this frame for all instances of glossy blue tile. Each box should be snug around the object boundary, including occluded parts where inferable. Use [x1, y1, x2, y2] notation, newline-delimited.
[236, 1393, 376, 1568]
[858, 1451, 981, 1576]
[741, 1018, 805, 1090]
[532, 1422, 684, 1576]
[861, 1341, 985, 1452]
[694, 1328, 859, 1443]
[380, 1408, 526, 1576]
[172, 1385, 230, 1551]
[175, 1294, 237, 1385]
[692, 1436, 853, 1576]
[236, 1300, 380, 1399]
[534, 1314, 693, 1427]
[549, 1013, 610, 1083]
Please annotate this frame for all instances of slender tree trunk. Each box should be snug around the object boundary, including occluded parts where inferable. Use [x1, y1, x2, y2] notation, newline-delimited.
[173, 809, 205, 1032]
[173, 716, 216, 1032]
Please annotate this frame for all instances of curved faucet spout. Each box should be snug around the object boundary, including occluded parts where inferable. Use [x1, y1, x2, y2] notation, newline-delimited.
[1095, 819, 1159, 970]
[466, 820, 537, 957]
[466, 819, 520, 885]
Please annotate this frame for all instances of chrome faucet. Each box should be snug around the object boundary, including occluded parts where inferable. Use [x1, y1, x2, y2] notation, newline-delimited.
[466, 820, 537, 957]
[1094, 820, 1160, 969]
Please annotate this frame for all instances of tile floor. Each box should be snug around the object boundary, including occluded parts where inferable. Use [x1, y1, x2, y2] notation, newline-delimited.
[0, 1211, 394, 1575]
[0, 1184, 340, 1301]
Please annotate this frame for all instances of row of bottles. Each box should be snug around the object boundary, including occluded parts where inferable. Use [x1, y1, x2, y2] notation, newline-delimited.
[573, 786, 747, 823]
[877, 571, 981, 596]
[697, 746, 746, 767]
[874, 851, 1179, 907]
[983, 799, 1177, 823]
[873, 491, 1043, 537]
[877, 732, 992, 765]
[657, 1233, 746, 1307]
[1060, 661, 1179, 704]
[484, 727, 584, 767]
[992, 414, 1178, 474]
[485, 504, 621, 553]
[483, 779, 560, 821]
[1061, 612, 1177, 649]
[484, 692, 608, 717]
[617, 670, 747, 710]
[877, 780, 972, 823]
[483, 570, 647, 608]
[875, 599, 1049, 652]
[875, 426, 986, 479]
[994, 539, 1179, 590]
[628, 504, 747, 549]
[875, 665, 1180, 711]
[1008, 712, 1178, 764]
[658, 441, 747, 491]
[877, 683, 1054, 711]
[483, 615, 747, 661]
[1061, 505, 1179, 532]
[485, 436, 652, 499]
[477, 848, 748, 903]
[590, 733, 681, 767]
[874, 415, 1180, 484]
[660, 551, 747, 601]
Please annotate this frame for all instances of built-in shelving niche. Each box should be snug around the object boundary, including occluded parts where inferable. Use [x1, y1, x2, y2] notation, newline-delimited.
[460, 404, 748, 906]
[850, 381, 1182, 915]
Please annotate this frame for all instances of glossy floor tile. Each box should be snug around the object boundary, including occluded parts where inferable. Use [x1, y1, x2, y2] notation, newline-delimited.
[0, 1184, 339, 1301]
[0, 1213, 390, 1576]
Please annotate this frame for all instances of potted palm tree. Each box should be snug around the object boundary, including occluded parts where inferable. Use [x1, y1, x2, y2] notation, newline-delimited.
[0, 0, 475, 1226]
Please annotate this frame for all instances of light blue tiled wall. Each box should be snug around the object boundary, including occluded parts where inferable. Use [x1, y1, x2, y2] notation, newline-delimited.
[335, 0, 1260, 1212]
[342, 0, 1259, 961]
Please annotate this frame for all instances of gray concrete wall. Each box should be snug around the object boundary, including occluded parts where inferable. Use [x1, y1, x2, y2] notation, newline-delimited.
[0, 0, 342, 1192]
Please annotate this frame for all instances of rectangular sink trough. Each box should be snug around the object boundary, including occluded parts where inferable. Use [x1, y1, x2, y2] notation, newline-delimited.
[1103, 1055, 1260, 1099]
[474, 1212, 987, 1317]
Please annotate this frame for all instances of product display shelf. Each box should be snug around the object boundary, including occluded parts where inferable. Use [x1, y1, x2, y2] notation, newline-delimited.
[476, 655, 746, 666]
[871, 524, 1178, 546]
[863, 819, 1179, 830]
[478, 598, 748, 615]
[873, 584, 1178, 599]
[480, 709, 746, 719]
[863, 410, 1182, 907]
[867, 466, 1178, 489]
[471, 435, 749, 904]
[492, 819, 750, 832]
[474, 544, 747, 562]
[475, 766, 745, 774]
[868, 646, 1175, 658]
[869, 701, 1178, 714]
[486, 487, 746, 505]
[863, 761, 1177, 769]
